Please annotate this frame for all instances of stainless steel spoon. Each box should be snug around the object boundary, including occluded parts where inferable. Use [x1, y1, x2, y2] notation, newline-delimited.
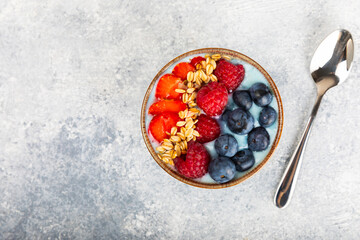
[274, 29, 354, 208]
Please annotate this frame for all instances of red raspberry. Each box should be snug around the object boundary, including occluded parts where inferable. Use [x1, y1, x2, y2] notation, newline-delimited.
[174, 141, 210, 179]
[196, 114, 221, 143]
[214, 59, 245, 92]
[196, 82, 228, 116]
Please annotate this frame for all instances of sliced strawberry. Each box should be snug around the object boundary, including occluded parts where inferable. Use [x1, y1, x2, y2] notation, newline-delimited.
[155, 74, 183, 100]
[148, 100, 187, 115]
[172, 62, 195, 80]
[148, 112, 180, 143]
[190, 56, 205, 68]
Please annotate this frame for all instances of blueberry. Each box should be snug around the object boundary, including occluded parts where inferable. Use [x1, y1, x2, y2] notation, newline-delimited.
[214, 134, 238, 157]
[209, 156, 236, 183]
[231, 149, 255, 172]
[249, 83, 273, 107]
[259, 106, 277, 127]
[227, 108, 254, 135]
[221, 109, 232, 122]
[233, 90, 252, 110]
[247, 127, 270, 152]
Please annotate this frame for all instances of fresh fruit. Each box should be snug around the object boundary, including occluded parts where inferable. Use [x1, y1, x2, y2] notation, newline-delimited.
[174, 141, 210, 178]
[172, 62, 195, 80]
[149, 54, 280, 181]
[196, 114, 221, 143]
[155, 74, 184, 100]
[213, 59, 245, 92]
[227, 108, 254, 135]
[148, 112, 180, 143]
[196, 82, 228, 116]
[247, 127, 270, 152]
[209, 157, 236, 183]
[259, 106, 277, 127]
[214, 134, 238, 157]
[249, 83, 273, 107]
[221, 109, 232, 123]
[190, 56, 205, 67]
[233, 90, 252, 110]
[231, 149, 255, 172]
[148, 99, 187, 115]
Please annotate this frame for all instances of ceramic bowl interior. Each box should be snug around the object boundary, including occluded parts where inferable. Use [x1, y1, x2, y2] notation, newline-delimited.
[141, 48, 283, 189]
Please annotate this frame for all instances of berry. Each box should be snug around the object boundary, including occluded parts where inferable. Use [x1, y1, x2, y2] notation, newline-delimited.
[148, 100, 187, 115]
[155, 74, 184, 100]
[214, 134, 238, 157]
[259, 106, 277, 127]
[196, 114, 221, 143]
[148, 112, 180, 143]
[190, 56, 205, 67]
[172, 62, 195, 80]
[249, 83, 273, 107]
[233, 90, 252, 110]
[247, 127, 270, 152]
[231, 149, 255, 172]
[196, 82, 228, 116]
[209, 157, 236, 183]
[227, 108, 254, 135]
[221, 109, 232, 122]
[174, 141, 210, 178]
[213, 59, 245, 92]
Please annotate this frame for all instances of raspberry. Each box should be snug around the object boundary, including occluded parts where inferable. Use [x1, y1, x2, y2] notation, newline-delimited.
[214, 59, 245, 92]
[174, 141, 210, 178]
[196, 82, 228, 116]
[196, 114, 221, 143]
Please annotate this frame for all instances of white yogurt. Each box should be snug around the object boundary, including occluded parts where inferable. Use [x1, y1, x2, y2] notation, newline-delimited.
[145, 54, 279, 184]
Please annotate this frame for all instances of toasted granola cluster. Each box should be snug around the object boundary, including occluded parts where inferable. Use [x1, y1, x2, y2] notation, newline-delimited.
[152, 54, 230, 165]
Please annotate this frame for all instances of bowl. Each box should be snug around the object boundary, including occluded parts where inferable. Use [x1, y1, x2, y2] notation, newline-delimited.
[141, 48, 283, 189]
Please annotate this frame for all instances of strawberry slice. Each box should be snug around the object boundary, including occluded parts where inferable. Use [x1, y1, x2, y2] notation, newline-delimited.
[172, 62, 195, 80]
[148, 112, 180, 143]
[148, 100, 187, 115]
[190, 56, 205, 68]
[155, 74, 183, 100]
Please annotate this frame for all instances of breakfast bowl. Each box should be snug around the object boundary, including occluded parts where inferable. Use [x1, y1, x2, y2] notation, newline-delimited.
[141, 48, 283, 189]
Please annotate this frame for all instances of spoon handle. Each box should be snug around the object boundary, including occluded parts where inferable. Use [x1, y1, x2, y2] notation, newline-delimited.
[274, 94, 323, 208]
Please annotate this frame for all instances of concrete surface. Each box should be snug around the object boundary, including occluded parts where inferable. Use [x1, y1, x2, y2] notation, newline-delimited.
[0, 0, 359, 239]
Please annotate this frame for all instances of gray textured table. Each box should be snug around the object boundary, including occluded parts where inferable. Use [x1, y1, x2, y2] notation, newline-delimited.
[0, 0, 359, 239]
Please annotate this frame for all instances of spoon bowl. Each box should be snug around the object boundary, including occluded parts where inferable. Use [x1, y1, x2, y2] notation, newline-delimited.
[311, 30, 354, 92]
[274, 29, 354, 208]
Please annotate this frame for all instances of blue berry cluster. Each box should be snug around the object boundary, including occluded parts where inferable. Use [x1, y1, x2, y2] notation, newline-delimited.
[209, 83, 277, 183]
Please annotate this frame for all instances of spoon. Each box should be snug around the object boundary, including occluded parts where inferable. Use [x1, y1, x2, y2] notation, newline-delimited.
[274, 29, 354, 208]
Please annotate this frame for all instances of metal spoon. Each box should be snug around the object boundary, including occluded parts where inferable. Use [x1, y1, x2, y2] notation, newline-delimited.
[274, 29, 354, 208]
